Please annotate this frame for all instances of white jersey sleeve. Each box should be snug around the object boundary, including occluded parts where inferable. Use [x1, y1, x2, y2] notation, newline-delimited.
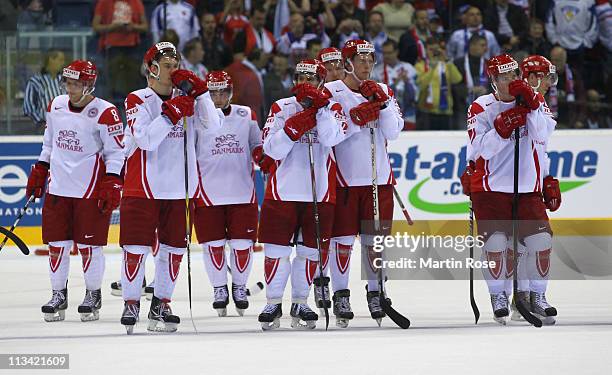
[466, 96, 511, 161]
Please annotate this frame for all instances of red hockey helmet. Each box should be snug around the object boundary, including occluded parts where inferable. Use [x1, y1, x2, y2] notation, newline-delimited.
[206, 71, 233, 91]
[486, 53, 519, 79]
[62, 60, 97, 96]
[143, 42, 180, 79]
[520, 55, 558, 85]
[294, 59, 327, 86]
[342, 39, 376, 63]
[317, 47, 342, 63]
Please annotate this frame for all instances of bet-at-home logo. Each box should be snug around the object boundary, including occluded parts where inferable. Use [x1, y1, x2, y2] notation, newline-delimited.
[390, 146, 596, 214]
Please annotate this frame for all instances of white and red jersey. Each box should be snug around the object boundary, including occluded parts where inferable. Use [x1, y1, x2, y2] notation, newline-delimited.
[196, 104, 261, 206]
[323, 80, 404, 187]
[123, 88, 223, 200]
[467, 93, 556, 194]
[263, 96, 347, 203]
[39, 95, 124, 199]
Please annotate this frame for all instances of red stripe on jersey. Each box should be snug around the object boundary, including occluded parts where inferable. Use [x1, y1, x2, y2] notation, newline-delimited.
[468, 128, 476, 143]
[233, 247, 251, 273]
[124, 149, 146, 198]
[141, 151, 154, 198]
[467, 102, 485, 118]
[532, 141, 542, 192]
[484, 159, 492, 191]
[264, 256, 280, 285]
[335, 151, 349, 188]
[83, 154, 101, 198]
[124, 251, 144, 282]
[266, 160, 281, 200]
[49, 245, 64, 273]
[79, 247, 92, 273]
[251, 108, 258, 122]
[168, 253, 183, 282]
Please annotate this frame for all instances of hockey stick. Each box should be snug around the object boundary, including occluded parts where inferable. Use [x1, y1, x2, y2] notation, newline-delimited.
[369, 126, 410, 329]
[512, 127, 542, 328]
[178, 81, 197, 333]
[306, 130, 330, 330]
[392, 186, 413, 225]
[0, 195, 34, 255]
[468, 202, 480, 324]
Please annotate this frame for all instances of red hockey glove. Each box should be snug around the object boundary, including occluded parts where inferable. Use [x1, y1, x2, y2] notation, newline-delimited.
[350, 101, 381, 127]
[26, 161, 49, 198]
[359, 80, 389, 103]
[162, 95, 195, 125]
[291, 83, 330, 109]
[251, 146, 275, 174]
[508, 80, 539, 110]
[98, 174, 123, 214]
[171, 69, 208, 98]
[542, 175, 561, 211]
[284, 108, 317, 141]
[493, 106, 530, 139]
[460, 161, 476, 196]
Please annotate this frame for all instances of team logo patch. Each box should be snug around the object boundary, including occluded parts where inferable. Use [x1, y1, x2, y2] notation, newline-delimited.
[49, 246, 64, 273]
[209, 245, 225, 271]
[505, 249, 514, 277]
[537, 249, 551, 277]
[233, 248, 251, 273]
[237, 108, 248, 117]
[56, 130, 83, 152]
[336, 243, 352, 274]
[79, 247, 92, 273]
[124, 252, 144, 282]
[169, 253, 183, 282]
[264, 257, 279, 285]
[486, 252, 503, 280]
[366, 246, 380, 274]
[305, 259, 318, 285]
[87, 107, 98, 118]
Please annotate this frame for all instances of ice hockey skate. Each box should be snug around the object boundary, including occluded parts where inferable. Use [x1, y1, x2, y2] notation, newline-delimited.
[78, 289, 101, 322]
[121, 301, 140, 335]
[290, 303, 318, 330]
[258, 303, 282, 330]
[530, 291, 557, 325]
[147, 296, 180, 332]
[41, 288, 68, 322]
[490, 292, 509, 325]
[232, 283, 249, 316]
[333, 289, 354, 328]
[213, 285, 230, 317]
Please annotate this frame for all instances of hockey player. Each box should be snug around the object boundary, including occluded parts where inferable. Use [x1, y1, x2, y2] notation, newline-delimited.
[462, 53, 560, 325]
[119, 42, 222, 333]
[317, 47, 345, 82]
[193, 70, 263, 317]
[27, 60, 125, 322]
[324, 39, 404, 328]
[257, 59, 347, 330]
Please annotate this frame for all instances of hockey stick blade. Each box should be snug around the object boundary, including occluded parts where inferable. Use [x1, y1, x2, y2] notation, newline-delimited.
[516, 299, 542, 328]
[380, 292, 410, 329]
[469, 276, 480, 324]
[0, 226, 30, 255]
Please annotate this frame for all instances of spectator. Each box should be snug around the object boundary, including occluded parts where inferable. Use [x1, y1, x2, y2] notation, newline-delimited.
[181, 37, 208, 79]
[200, 12, 233, 71]
[398, 9, 431, 65]
[331, 18, 364, 49]
[226, 46, 268, 125]
[159, 28, 179, 48]
[483, 0, 528, 52]
[306, 38, 323, 59]
[151, 0, 200, 51]
[415, 37, 463, 130]
[518, 18, 553, 58]
[23, 49, 64, 131]
[222, 0, 250, 46]
[547, 46, 585, 128]
[452, 34, 490, 129]
[276, 12, 318, 65]
[372, 0, 415, 41]
[596, 0, 612, 100]
[546, 0, 599, 69]
[17, 0, 52, 31]
[447, 6, 500, 60]
[365, 10, 389, 63]
[307, 0, 337, 31]
[372, 39, 418, 129]
[93, 0, 148, 99]
[263, 53, 292, 116]
[576, 89, 611, 129]
[246, 6, 277, 56]
[0, 0, 17, 31]
[332, 0, 367, 30]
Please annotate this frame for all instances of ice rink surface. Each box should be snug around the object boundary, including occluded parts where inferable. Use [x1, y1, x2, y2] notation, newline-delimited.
[1, 245, 611, 375]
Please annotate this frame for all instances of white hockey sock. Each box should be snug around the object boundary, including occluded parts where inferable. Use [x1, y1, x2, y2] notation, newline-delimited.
[291, 245, 319, 303]
[525, 233, 553, 294]
[264, 244, 291, 304]
[78, 245, 105, 290]
[361, 235, 382, 292]
[229, 239, 253, 286]
[121, 245, 149, 301]
[330, 236, 354, 292]
[154, 243, 185, 301]
[481, 232, 507, 294]
[202, 239, 227, 287]
[48, 240, 73, 290]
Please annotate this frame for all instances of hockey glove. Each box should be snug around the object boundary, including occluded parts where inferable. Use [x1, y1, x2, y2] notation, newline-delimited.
[284, 108, 317, 141]
[97, 174, 123, 214]
[493, 106, 530, 139]
[359, 80, 389, 103]
[162, 95, 195, 125]
[251, 146, 276, 174]
[460, 161, 476, 196]
[350, 101, 381, 127]
[508, 80, 539, 110]
[291, 83, 330, 109]
[543, 175, 561, 211]
[26, 161, 49, 198]
[171, 70, 208, 98]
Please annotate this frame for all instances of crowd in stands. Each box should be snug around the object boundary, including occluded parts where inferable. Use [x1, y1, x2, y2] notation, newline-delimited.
[7, 0, 612, 131]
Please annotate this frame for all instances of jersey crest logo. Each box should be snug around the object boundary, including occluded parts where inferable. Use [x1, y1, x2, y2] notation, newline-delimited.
[87, 108, 98, 118]
[237, 108, 248, 117]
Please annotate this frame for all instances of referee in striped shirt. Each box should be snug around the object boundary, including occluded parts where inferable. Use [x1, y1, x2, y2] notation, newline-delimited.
[23, 49, 65, 131]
